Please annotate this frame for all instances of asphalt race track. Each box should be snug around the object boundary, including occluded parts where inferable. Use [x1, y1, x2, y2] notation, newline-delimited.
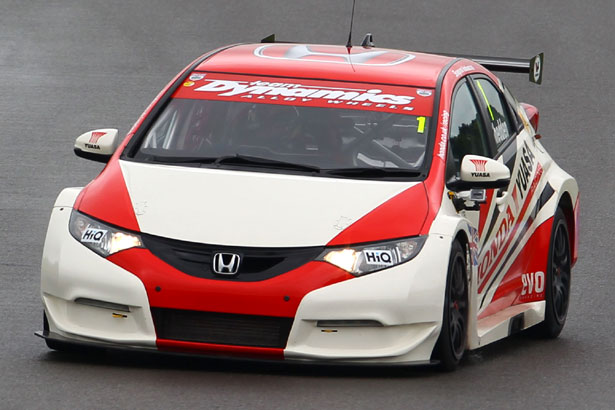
[1, 1, 613, 408]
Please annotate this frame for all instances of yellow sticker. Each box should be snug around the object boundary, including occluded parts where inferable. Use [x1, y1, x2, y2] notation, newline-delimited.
[475, 80, 494, 121]
[417, 116, 426, 133]
[183, 81, 195, 87]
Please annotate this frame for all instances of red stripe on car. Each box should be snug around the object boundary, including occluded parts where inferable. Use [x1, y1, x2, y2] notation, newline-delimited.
[76, 160, 140, 231]
[326, 183, 429, 246]
[107, 249, 352, 317]
[478, 163, 544, 294]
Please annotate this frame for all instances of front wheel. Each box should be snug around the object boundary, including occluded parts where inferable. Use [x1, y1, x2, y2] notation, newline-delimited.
[433, 240, 468, 371]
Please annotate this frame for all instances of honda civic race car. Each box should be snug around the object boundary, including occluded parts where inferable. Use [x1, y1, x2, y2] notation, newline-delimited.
[38, 36, 578, 370]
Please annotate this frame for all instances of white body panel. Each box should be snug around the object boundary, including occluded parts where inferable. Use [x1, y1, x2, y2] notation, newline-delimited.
[120, 160, 417, 247]
[286, 234, 451, 363]
[41, 192, 156, 346]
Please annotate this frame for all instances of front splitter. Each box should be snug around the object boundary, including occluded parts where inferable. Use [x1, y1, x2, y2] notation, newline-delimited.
[35, 330, 437, 368]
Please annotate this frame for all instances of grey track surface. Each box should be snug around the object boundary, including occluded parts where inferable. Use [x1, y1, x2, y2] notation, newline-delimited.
[1, 1, 613, 409]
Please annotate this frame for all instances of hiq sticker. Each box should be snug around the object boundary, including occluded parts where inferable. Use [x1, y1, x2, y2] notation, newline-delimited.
[81, 228, 107, 244]
[363, 250, 394, 266]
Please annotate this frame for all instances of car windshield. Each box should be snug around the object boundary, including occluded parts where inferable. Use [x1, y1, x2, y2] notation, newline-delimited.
[132, 74, 433, 179]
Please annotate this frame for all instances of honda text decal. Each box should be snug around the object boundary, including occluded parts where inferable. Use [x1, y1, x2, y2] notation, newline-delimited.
[174, 72, 434, 116]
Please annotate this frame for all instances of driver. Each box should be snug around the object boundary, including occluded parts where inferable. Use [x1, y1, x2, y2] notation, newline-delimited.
[288, 107, 352, 165]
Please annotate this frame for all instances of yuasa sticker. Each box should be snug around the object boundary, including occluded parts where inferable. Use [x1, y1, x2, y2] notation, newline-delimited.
[81, 228, 107, 243]
[89, 132, 105, 143]
[363, 250, 395, 266]
[470, 159, 490, 177]
[183, 81, 195, 87]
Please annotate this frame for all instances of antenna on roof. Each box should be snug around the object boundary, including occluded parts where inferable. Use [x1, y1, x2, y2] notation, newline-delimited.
[346, 0, 356, 49]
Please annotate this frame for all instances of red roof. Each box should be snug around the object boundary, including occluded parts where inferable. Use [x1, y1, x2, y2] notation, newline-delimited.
[196, 44, 454, 88]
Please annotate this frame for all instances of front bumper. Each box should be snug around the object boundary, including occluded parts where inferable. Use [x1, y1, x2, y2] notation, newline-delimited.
[40, 202, 452, 365]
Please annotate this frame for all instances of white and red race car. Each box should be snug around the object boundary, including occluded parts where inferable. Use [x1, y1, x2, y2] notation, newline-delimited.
[38, 38, 578, 370]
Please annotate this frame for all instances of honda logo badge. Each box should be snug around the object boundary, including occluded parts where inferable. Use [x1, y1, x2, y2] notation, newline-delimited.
[212, 253, 241, 275]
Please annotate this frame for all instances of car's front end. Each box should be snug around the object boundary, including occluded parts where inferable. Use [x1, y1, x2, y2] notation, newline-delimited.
[40, 157, 453, 364]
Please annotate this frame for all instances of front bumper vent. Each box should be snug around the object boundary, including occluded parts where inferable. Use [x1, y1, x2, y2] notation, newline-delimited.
[151, 308, 293, 348]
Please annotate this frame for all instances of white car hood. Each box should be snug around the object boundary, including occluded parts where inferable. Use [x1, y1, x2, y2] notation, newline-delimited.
[120, 160, 418, 247]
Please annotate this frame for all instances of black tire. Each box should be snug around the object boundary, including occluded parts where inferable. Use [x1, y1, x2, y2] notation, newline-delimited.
[534, 207, 571, 338]
[433, 240, 468, 371]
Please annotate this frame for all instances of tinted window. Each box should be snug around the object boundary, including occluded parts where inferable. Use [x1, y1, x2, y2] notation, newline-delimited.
[474, 78, 515, 148]
[448, 80, 490, 174]
[135, 99, 430, 175]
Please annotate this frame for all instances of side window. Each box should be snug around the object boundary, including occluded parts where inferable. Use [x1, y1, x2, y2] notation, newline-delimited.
[473, 78, 515, 149]
[447, 80, 490, 177]
[500, 82, 523, 131]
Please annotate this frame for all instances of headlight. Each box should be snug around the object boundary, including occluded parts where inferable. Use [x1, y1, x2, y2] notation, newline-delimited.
[69, 210, 143, 257]
[317, 236, 426, 276]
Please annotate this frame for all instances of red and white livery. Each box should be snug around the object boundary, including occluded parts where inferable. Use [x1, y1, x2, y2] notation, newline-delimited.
[38, 40, 578, 370]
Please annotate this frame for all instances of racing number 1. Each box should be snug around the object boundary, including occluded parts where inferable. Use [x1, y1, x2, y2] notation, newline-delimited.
[417, 116, 426, 134]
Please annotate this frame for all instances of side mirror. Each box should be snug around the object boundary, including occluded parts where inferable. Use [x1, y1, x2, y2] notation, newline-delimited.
[449, 155, 510, 191]
[521, 102, 539, 131]
[74, 129, 119, 163]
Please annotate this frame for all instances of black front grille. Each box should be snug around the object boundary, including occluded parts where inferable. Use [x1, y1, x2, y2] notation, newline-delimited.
[141, 233, 323, 281]
[151, 308, 294, 348]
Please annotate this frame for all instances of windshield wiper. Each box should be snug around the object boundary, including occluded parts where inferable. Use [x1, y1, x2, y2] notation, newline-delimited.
[325, 167, 422, 178]
[150, 155, 217, 164]
[214, 155, 322, 173]
[150, 154, 321, 173]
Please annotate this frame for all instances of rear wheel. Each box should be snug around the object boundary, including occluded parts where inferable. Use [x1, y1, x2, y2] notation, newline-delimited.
[433, 241, 468, 371]
[534, 207, 571, 338]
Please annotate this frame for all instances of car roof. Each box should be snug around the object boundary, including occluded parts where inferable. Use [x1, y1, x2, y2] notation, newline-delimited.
[195, 43, 455, 88]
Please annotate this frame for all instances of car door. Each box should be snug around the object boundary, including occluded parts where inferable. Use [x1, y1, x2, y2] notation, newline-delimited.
[466, 76, 539, 315]
[445, 77, 493, 248]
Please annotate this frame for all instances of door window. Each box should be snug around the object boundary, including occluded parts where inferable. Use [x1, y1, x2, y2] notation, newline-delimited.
[447, 80, 490, 177]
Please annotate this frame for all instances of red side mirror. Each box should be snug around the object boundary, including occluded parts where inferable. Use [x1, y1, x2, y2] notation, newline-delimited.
[520, 103, 539, 132]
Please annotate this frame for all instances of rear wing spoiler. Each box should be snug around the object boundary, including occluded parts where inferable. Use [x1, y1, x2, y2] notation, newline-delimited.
[434, 52, 544, 85]
[259, 34, 544, 85]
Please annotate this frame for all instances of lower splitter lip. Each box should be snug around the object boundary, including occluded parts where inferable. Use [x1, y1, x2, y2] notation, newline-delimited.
[35, 330, 437, 367]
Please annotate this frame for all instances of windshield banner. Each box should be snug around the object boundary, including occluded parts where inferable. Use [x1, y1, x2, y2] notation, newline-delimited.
[174, 72, 434, 116]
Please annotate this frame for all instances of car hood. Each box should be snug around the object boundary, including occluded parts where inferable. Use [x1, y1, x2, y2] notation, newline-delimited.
[79, 160, 429, 247]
